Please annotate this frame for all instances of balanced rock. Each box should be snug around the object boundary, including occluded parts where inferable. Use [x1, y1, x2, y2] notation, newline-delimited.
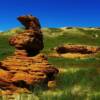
[17, 15, 41, 30]
[9, 15, 44, 56]
[0, 15, 58, 94]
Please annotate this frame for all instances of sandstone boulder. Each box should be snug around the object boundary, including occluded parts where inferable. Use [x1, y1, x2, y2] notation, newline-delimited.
[0, 15, 58, 94]
[9, 15, 44, 56]
[17, 15, 41, 30]
[0, 54, 58, 94]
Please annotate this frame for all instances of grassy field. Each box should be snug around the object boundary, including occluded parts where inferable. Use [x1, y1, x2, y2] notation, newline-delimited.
[0, 27, 100, 100]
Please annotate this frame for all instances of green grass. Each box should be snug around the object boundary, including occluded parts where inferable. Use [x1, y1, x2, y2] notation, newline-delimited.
[48, 57, 100, 68]
[0, 27, 100, 100]
[0, 35, 14, 60]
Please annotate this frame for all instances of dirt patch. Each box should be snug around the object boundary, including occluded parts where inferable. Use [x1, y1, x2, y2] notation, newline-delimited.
[49, 53, 91, 58]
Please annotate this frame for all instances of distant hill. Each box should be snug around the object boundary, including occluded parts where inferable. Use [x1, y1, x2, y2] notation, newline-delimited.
[1, 27, 100, 38]
[0, 27, 100, 99]
[0, 27, 25, 35]
[42, 27, 100, 38]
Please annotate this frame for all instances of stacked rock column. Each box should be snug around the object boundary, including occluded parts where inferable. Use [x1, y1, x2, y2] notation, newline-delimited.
[0, 15, 58, 94]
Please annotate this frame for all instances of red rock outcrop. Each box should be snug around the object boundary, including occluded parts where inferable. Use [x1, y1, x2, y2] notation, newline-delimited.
[17, 15, 41, 30]
[9, 15, 44, 56]
[0, 15, 58, 95]
[54, 44, 100, 54]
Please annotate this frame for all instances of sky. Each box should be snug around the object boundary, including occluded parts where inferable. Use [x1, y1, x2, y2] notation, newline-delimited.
[0, 0, 100, 31]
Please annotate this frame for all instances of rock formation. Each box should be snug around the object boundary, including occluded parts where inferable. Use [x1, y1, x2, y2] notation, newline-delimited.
[0, 15, 58, 95]
[9, 15, 44, 56]
[54, 44, 100, 54]
[17, 15, 41, 30]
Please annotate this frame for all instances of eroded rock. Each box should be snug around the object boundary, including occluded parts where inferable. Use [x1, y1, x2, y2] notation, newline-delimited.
[0, 54, 58, 94]
[0, 15, 58, 94]
[50, 44, 100, 59]
[9, 15, 43, 56]
[54, 44, 100, 54]
[17, 15, 41, 30]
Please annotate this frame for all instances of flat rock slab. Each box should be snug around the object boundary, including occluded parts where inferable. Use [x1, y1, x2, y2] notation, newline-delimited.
[50, 44, 100, 58]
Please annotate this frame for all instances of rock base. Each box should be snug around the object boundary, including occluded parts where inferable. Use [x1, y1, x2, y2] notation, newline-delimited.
[0, 53, 58, 94]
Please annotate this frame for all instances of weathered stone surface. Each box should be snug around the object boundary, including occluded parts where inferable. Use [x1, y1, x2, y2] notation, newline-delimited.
[0, 54, 58, 94]
[17, 15, 41, 30]
[9, 30, 44, 55]
[54, 44, 100, 54]
[9, 15, 44, 56]
[0, 15, 59, 94]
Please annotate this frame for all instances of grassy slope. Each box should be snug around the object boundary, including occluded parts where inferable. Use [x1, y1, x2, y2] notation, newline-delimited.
[0, 27, 100, 100]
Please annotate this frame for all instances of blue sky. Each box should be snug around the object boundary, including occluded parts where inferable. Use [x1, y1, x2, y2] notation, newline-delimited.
[0, 0, 100, 30]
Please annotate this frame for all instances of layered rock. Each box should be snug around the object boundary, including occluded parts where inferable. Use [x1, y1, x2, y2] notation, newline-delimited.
[54, 44, 100, 54]
[9, 30, 43, 56]
[0, 54, 58, 94]
[0, 15, 58, 94]
[9, 15, 44, 56]
[17, 15, 41, 30]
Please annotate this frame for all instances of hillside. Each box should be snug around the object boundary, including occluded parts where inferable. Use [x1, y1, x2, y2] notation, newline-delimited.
[0, 27, 100, 99]
[1, 27, 100, 59]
